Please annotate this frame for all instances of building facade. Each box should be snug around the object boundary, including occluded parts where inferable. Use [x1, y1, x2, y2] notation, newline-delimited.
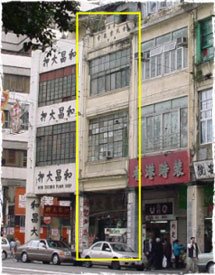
[25, 39, 80, 246]
[128, 2, 214, 253]
[15, 1, 214, 254]
[1, 32, 31, 243]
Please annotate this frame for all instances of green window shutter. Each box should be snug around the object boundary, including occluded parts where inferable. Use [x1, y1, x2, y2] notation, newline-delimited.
[195, 22, 201, 64]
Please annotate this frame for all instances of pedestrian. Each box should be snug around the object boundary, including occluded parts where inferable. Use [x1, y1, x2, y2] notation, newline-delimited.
[154, 237, 163, 269]
[186, 237, 199, 273]
[143, 235, 154, 270]
[172, 239, 183, 268]
[163, 238, 172, 268]
[10, 238, 17, 258]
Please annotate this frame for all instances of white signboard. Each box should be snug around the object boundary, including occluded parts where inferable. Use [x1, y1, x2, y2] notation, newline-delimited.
[194, 160, 214, 179]
[35, 163, 75, 194]
[18, 194, 26, 208]
[170, 220, 177, 244]
[40, 40, 76, 73]
[36, 101, 75, 127]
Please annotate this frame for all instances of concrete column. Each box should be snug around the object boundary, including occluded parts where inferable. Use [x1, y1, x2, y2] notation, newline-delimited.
[25, 195, 40, 242]
[79, 194, 89, 251]
[127, 188, 138, 251]
[187, 185, 204, 251]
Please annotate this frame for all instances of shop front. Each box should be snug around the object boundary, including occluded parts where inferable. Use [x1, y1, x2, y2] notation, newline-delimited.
[193, 160, 213, 252]
[129, 150, 190, 246]
[86, 190, 127, 246]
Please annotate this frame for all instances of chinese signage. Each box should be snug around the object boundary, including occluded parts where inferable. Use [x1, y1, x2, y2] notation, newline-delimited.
[35, 163, 75, 194]
[37, 101, 75, 127]
[129, 150, 190, 187]
[15, 187, 26, 216]
[193, 160, 214, 179]
[40, 40, 76, 73]
[144, 202, 174, 221]
[30, 198, 40, 237]
[44, 205, 70, 218]
[170, 220, 177, 244]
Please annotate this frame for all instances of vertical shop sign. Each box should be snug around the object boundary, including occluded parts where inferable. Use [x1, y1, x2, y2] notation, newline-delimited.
[170, 220, 177, 244]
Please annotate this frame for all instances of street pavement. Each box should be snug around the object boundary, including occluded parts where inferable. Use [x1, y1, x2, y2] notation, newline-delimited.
[2, 258, 204, 275]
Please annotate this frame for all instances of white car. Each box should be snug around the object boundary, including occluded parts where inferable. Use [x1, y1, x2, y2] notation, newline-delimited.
[1, 237, 11, 260]
[81, 241, 145, 270]
[197, 251, 214, 273]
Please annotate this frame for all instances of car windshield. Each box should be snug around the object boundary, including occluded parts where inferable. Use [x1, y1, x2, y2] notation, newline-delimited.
[47, 240, 68, 249]
[111, 243, 134, 252]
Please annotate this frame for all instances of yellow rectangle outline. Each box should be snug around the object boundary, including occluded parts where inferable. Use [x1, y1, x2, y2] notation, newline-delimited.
[75, 11, 142, 262]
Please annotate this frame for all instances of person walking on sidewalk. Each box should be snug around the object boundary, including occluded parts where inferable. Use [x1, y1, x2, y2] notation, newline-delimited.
[186, 237, 199, 273]
[173, 239, 183, 268]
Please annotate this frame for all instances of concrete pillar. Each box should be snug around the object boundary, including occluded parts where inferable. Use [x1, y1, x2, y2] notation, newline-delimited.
[127, 188, 138, 251]
[79, 194, 89, 251]
[25, 195, 40, 242]
[187, 185, 204, 251]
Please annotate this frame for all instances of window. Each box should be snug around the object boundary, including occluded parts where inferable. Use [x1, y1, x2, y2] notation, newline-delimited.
[142, 97, 188, 153]
[88, 111, 128, 161]
[38, 66, 76, 107]
[36, 122, 75, 166]
[92, 243, 102, 251]
[89, 48, 130, 96]
[2, 149, 27, 167]
[3, 74, 30, 93]
[2, 108, 29, 130]
[142, 28, 188, 80]
[199, 89, 212, 144]
[196, 17, 214, 63]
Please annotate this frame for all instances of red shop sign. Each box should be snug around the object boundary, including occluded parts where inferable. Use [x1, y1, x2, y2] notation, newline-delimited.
[129, 150, 190, 187]
[44, 205, 70, 218]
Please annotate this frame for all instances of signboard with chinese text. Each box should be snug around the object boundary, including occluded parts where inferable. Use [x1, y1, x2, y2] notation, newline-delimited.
[37, 101, 75, 127]
[35, 163, 75, 194]
[170, 220, 177, 244]
[15, 187, 26, 215]
[40, 40, 76, 73]
[193, 160, 214, 179]
[129, 150, 190, 187]
[43, 205, 70, 218]
[144, 201, 174, 221]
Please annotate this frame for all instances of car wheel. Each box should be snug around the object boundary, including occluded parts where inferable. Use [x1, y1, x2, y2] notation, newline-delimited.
[21, 252, 29, 263]
[43, 261, 50, 264]
[136, 264, 144, 271]
[207, 263, 215, 274]
[2, 251, 7, 260]
[111, 259, 120, 270]
[84, 256, 92, 268]
[52, 254, 60, 265]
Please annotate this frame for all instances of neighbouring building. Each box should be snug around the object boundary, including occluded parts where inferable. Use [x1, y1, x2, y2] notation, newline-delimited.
[128, 2, 214, 253]
[24, 38, 81, 245]
[1, 32, 31, 243]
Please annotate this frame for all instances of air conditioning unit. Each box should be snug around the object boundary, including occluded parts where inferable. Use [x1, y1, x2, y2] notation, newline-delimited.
[176, 37, 187, 47]
[103, 150, 113, 159]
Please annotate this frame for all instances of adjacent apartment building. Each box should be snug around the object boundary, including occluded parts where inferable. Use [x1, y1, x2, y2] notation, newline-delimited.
[1, 32, 31, 243]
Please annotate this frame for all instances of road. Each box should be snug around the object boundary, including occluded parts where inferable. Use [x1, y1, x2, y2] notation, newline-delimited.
[2, 258, 189, 275]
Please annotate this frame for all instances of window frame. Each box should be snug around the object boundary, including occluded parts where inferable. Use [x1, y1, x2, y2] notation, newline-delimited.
[38, 66, 76, 107]
[88, 111, 128, 161]
[142, 28, 188, 80]
[196, 17, 214, 64]
[199, 89, 212, 145]
[142, 97, 188, 154]
[36, 122, 76, 166]
[89, 48, 130, 96]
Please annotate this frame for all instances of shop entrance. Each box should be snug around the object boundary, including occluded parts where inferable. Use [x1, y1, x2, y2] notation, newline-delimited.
[146, 221, 170, 240]
[204, 218, 212, 252]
